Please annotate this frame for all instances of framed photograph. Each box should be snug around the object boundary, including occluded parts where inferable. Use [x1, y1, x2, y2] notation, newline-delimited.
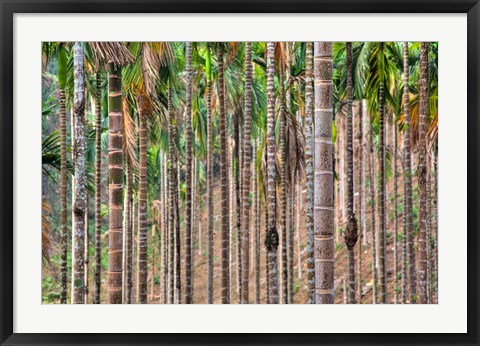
[1, 0, 478, 345]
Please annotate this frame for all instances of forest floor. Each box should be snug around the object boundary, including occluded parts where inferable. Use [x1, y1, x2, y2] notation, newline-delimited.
[148, 180, 406, 304]
[43, 180, 406, 304]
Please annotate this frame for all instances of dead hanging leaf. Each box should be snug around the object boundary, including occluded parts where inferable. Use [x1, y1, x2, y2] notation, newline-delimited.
[42, 201, 54, 263]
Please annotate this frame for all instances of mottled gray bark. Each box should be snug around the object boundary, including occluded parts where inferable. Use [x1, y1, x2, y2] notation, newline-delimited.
[313, 42, 334, 304]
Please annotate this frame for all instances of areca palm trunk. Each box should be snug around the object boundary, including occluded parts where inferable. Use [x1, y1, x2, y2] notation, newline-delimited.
[184, 42, 194, 304]
[162, 154, 168, 304]
[241, 42, 253, 304]
[393, 118, 398, 304]
[305, 42, 315, 304]
[125, 154, 133, 304]
[356, 104, 364, 303]
[93, 73, 102, 304]
[253, 139, 260, 304]
[205, 45, 214, 304]
[137, 96, 148, 304]
[378, 44, 387, 304]
[236, 119, 242, 299]
[345, 42, 358, 304]
[84, 201, 89, 303]
[368, 114, 378, 304]
[218, 47, 230, 304]
[403, 42, 417, 303]
[233, 116, 241, 299]
[58, 58, 68, 304]
[72, 42, 86, 304]
[417, 42, 429, 304]
[287, 185, 294, 304]
[107, 61, 124, 304]
[174, 158, 181, 303]
[314, 42, 334, 304]
[279, 66, 288, 305]
[265, 42, 279, 304]
[168, 86, 175, 304]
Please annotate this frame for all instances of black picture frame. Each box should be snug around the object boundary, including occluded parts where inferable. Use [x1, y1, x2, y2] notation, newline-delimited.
[1, 0, 478, 345]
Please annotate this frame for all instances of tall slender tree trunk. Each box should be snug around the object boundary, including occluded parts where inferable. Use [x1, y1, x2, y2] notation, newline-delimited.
[432, 153, 438, 302]
[241, 42, 253, 304]
[253, 139, 260, 304]
[168, 85, 175, 304]
[314, 42, 334, 304]
[403, 42, 417, 303]
[345, 42, 358, 304]
[93, 73, 102, 304]
[59, 83, 68, 304]
[378, 43, 387, 303]
[84, 200, 89, 303]
[162, 154, 168, 304]
[279, 66, 288, 304]
[368, 112, 378, 304]
[184, 42, 194, 304]
[235, 119, 242, 300]
[125, 155, 133, 304]
[361, 101, 368, 248]
[356, 102, 364, 302]
[137, 97, 148, 304]
[107, 60, 124, 304]
[150, 226, 156, 301]
[287, 178, 295, 304]
[296, 172, 302, 280]
[174, 145, 181, 303]
[218, 47, 230, 304]
[393, 117, 398, 304]
[305, 42, 315, 304]
[401, 148, 407, 304]
[206, 46, 214, 304]
[265, 42, 279, 304]
[132, 197, 137, 301]
[72, 42, 86, 304]
[417, 42, 429, 304]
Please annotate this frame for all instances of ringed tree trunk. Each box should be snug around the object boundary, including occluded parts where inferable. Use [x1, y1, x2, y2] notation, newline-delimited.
[314, 42, 334, 304]
[137, 95, 148, 304]
[205, 44, 214, 304]
[368, 109, 378, 304]
[218, 47, 230, 304]
[107, 61, 124, 304]
[344, 42, 359, 304]
[174, 153, 181, 303]
[417, 42, 429, 304]
[355, 103, 364, 302]
[184, 42, 194, 304]
[72, 42, 86, 304]
[378, 43, 387, 304]
[393, 116, 398, 304]
[168, 85, 175, 304]
[241, 42, 253, 304]
[279, 65, 288, 304]
[253, 138, 261, 304]
[58, 44, 68, 304]
[305, 41, 315, 304]
[403, 42, 417, 303]
[93, 72, 102, 304]
[265, 41, 279, 304]
[125, 154, 133, 304]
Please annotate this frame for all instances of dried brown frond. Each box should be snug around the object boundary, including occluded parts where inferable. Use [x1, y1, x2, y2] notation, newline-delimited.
[225, 42, 239, 64]
[142, 42, 174, 94]
[89, 42, 134, 70]
[274, 42, 289, 73]
[42, 201, 54, 263]
[123, 97, 139, 170]
[427, 113, 438, 152]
